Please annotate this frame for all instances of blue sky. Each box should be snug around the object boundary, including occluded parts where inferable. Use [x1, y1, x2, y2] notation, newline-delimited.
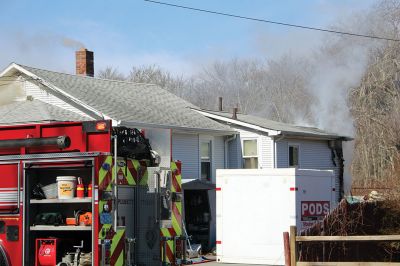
[0, 0, 376, 75]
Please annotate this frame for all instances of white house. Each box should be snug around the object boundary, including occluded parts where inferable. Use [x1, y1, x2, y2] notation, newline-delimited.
[194, 108, 352, 202]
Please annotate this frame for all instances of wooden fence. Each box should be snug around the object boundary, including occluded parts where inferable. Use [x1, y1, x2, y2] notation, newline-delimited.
[288, 226, 400, 266]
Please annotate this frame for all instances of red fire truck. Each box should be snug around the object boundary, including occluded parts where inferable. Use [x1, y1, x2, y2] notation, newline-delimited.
[0, 120, 184, 266]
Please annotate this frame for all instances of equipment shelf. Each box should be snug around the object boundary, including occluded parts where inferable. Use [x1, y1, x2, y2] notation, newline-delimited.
[30, 225, 92, 231]
[30, 198, 92, 204]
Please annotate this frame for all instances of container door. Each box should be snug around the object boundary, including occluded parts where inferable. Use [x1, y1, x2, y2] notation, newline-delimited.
[0, 162, 22, 266]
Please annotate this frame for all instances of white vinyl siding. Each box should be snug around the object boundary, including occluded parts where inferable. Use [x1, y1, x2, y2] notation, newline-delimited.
[260, 136, 274, 168]
[276, 139, 340, 201]
[228, 128, 274, 169]
[24, 81, 92, 118]
[172, 133, 200, 180]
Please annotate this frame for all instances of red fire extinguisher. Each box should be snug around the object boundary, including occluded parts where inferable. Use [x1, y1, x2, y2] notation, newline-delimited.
[88, 182, 92, 197]
[77, 177, 84, 198]
[37, 239, 57, 266]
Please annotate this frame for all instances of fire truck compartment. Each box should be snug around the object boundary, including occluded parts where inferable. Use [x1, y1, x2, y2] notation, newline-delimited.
[24, 159, 94, 265]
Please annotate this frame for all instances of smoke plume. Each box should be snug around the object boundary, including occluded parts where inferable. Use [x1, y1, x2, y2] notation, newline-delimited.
[62, 37, 85, 50]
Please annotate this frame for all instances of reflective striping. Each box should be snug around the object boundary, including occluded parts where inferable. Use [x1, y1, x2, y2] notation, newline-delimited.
[110, 230, 125, 265]
[139, 161, 149, 186]
[124, 160, 135, 185]
[172, 203, 182, 235]
[110, 229, 124, 254]
[98, 224, 112, 240]
[159, 161, 183, 265]
[160, 228, 175, 263]
[99, 156, 113, 190]
[170, 161, 182, 193]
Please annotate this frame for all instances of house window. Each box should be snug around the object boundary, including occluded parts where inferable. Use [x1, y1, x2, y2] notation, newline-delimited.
[243, 139, 258, 169]
[201, 141, 212, 181]
[289, 145, 299, 167]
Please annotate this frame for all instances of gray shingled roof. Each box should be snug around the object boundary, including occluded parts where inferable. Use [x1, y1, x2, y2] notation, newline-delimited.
[17, 64, 231, 132]
[200, 110, 351, 140]
[0, 99, 92, 125]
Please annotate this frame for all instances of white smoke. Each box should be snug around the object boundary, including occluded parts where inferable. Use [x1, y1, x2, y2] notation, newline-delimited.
[62, 37, 85, 50]
[0, 77, 25, 106]
[305, 36, 378, 194]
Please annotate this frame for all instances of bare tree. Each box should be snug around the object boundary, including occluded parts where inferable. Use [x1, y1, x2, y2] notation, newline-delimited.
[97, 66, 125, 80]
[127, 65, 188, 98]
[347, 0, 400, 185]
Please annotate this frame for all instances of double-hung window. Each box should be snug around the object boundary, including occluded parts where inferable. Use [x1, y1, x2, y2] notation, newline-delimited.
[243, 139, 258, 169]
[201, 141, 212, 181]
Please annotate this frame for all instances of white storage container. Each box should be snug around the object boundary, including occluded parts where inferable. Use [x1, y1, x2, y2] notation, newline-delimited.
[56, 176, 76, 199]
[216, 168, 336, 265]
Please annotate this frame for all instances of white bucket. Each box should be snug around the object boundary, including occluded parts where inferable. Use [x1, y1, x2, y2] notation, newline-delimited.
[56, 176, 76, 199]
[42, 183, 58, 199]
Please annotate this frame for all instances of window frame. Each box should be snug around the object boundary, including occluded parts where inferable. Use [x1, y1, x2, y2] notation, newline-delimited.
[242, 138, 259, 169]
[288, 143, 300, 168]
[200, 137, 213, 182]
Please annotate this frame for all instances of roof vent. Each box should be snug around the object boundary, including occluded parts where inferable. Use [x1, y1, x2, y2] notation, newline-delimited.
[232, 107, 238, 119]
[218, 97, 223, 111]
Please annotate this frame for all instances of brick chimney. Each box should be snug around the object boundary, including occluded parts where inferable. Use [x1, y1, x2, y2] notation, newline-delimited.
[75, 48, 94, 77]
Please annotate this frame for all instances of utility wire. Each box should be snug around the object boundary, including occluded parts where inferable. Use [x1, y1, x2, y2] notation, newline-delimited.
[143, 0, 400, 42]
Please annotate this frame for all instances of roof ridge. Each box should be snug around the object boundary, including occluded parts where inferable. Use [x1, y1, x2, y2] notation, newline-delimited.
[15, 63, 160, 87]
[201, 108, 302, 127]
[198, 108, 345, 137]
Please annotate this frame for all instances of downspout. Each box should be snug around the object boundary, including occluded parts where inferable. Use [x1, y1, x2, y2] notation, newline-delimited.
[273, 134, 285, 168]
[224, 134, 237, 168]
[328, 140, 344, 201]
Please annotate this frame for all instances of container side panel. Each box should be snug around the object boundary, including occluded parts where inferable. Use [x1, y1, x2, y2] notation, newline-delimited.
[216, 169, 294, 265]
[295, 170, 335, 232]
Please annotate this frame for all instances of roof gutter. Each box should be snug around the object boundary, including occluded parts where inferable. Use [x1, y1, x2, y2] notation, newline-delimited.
[119, 120, 235, 135]
[280, 132, 353, 141]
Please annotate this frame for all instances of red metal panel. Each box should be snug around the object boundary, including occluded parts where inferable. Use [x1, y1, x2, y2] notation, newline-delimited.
[0, 121, 112, 155]
[87, 133, 111, 154]
[0, 216, 22, 265]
